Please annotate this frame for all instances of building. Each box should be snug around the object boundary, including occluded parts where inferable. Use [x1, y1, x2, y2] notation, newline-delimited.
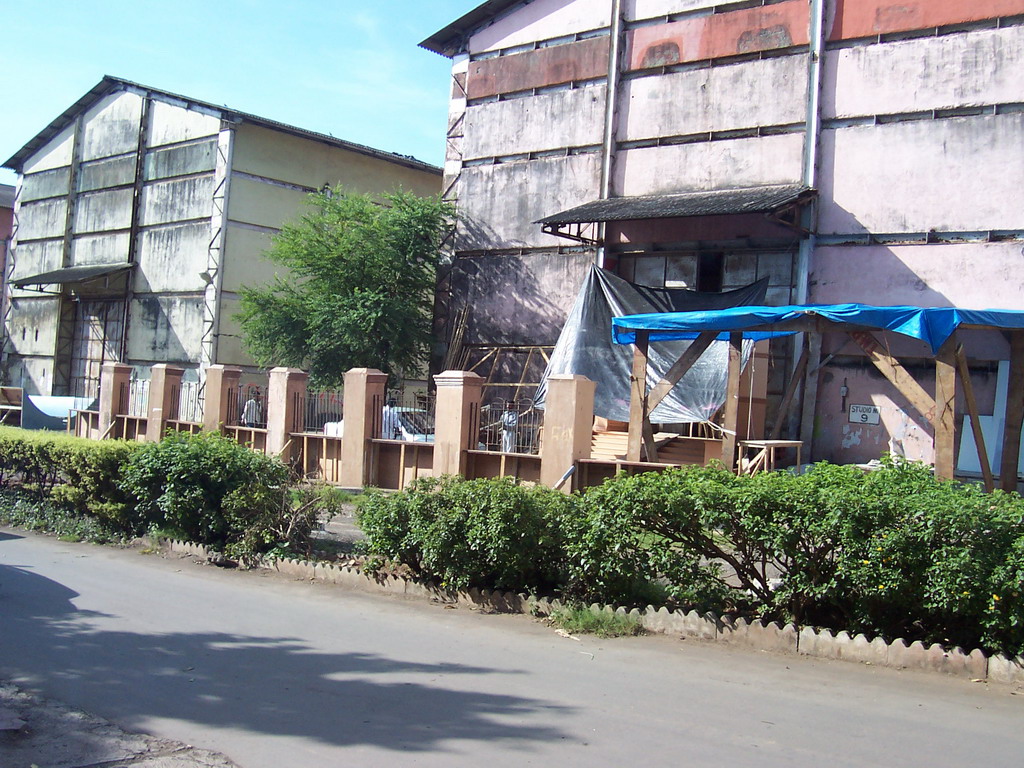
[423, 0, 1024, 466]
[2, 77, 441, 398]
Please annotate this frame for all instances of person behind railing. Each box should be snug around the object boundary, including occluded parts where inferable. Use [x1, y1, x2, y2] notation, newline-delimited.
[241, 397, 262, 428]
[500, 407, 519, 453]
[381, 398, 401, 440]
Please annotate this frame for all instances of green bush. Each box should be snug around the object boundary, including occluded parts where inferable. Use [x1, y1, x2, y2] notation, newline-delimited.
[357, 476, 568, 592]
[0, 426, 140, 528]
[119, 431, 292, 562]
[0, 489, 122, 544]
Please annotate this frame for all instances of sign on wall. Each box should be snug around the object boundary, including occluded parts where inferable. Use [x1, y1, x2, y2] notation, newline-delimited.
[849, 404, 881, 425]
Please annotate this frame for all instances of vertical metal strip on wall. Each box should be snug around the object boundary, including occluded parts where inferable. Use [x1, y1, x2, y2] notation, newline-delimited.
[200, 123, 235, 373]
[119, 94, 152, 363]
[597, 0, 625, 268]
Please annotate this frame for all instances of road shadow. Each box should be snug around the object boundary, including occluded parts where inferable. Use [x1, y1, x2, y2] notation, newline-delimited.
[0, 561, 575, 755]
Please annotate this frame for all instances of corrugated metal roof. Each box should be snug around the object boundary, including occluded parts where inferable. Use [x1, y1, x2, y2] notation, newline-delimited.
[3, 76, 442, 175]
[12, 263, 132, 288]
[537, 184, 814, 225]
[420, 0, 526, 56]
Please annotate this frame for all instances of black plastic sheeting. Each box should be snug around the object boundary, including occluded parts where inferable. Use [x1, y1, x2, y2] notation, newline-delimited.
[534, 266, 768, 423]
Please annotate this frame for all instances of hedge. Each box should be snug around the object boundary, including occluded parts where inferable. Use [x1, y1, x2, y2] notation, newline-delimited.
[357, 460, 1024, 657]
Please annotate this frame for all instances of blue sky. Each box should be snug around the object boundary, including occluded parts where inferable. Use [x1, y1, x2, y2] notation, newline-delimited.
[0, 0, 481, 186]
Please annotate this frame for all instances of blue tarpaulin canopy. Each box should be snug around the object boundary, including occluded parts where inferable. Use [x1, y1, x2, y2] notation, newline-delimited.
[612, 304, 1024, 354]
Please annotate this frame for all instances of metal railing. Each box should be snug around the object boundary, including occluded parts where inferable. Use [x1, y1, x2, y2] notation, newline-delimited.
[478, 399, 543, 455]
[170, 380, 204, 424]
[226, 383, 268, 429]
[296, 388, 345, 435]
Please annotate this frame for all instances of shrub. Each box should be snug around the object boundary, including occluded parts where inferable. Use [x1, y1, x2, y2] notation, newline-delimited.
[0, 426, 140, 528]
[357, 476, 568, 592]
[0, 489, 122, 544]
[119, 431, 291, 562]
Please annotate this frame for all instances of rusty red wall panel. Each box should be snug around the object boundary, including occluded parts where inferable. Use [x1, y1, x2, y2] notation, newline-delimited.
[467, 37, 609, 100]
[830, 0, 1024, 40]
[626, 0, 809, 72]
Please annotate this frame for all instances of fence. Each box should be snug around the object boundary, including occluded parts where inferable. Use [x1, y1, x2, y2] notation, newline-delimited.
[79, 364, 753, 494]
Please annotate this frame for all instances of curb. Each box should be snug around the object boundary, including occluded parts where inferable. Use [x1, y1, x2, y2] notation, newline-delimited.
[164, 539, 1024, 687]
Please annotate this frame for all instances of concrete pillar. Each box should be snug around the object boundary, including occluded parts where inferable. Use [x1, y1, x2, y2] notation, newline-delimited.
[203, 365, 242, 433]
[540, 375, 596, 492]
[98, 362, 132, 439]
[433, 370, 484, 478]
[266, 367, 308, 458]
[146, 364, 185, 443]
[340, 368, 388, 488]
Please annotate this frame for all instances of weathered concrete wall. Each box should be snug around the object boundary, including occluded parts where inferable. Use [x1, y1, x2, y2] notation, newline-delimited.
[226, 175, 307, 229]
[147, 100, 220, 147]
[231, 124, 439, 198]
[825, 26, 1024, 119]
[21, 125, 74, 175]
[464, 85, 606, 159]
[820, 114, 1024, 235]
[467, 36, 609, 100]
[458, 153, 602, 250]
[829, 0, 1024, 41]
[626, 0, 809, 71]
[127, 296, 204, 364]
[448, 251, 595, 346]
[136, 223, 210, 293]
[468, 0, 611, 54]
[810, 243, 1024, 310]
[620, 55, 807, 140]
[80, 91, 143, 162]
[615, 132, 804, 196]
[220, 225, 277, 293]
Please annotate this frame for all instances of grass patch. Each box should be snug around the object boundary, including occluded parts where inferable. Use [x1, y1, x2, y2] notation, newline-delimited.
[549, 605, 645, 638]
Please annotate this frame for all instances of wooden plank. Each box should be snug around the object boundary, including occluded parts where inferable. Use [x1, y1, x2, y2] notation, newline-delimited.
[933, 337, 956, 481]
[849, 331, 936, 424]
[647, 331, 719, 412]
[642, 419, 659, 463]
[1000, 331, 1024, 491]
[720, 332, 743, 470]
[955, 345, 994, 492]
[770, 339, 809, 440]
[627, 331, 650, 463]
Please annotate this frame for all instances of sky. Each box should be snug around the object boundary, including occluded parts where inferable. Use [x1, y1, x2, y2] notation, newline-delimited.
[0, 0, 483, 186]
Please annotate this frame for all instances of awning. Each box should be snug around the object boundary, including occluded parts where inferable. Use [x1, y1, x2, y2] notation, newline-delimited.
[612, 303, 1024, 354]
[13, 263, 133, 289]
[538, 184, 814, 226]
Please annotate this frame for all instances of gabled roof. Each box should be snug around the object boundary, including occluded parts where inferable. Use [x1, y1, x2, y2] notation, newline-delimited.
[420, 0, 525, 56]
[3, 76, 441, 175]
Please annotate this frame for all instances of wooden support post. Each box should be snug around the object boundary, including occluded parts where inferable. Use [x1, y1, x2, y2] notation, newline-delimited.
[647, 331, 718, 411]
[955, 345, 994, 492]
[850, 331, 935, 423]
[627, 331, 649, 463]
[770, 340, 809, 440]
[1000, 332, 1024, 492]
[721, 332, 743, 470]
[798, 333, 822, 460]
[934, 337, 956, 481]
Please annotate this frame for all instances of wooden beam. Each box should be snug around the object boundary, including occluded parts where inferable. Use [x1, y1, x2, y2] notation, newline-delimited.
[647, 331, 718, 412]
[721, 332, 743, 470]
[955, 345, 994, 492]
[642, 420, 658, 463]
[627, 331, 649, 463]
[849, 331, 936, 424]
[934, 337, 956, 481]
[770, 339, 809, 440]
[798, 333, 823, 459]
[1000, 331, 1024, 492]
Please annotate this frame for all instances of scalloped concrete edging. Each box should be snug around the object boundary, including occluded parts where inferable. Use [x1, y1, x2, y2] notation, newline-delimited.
[163, 539, 1024, 687]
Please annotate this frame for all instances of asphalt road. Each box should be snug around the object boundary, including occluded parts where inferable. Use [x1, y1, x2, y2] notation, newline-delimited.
[1, 529, 1021, 768]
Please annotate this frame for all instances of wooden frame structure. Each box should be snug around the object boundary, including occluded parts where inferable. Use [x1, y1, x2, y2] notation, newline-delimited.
[623, 312, 1024, 492]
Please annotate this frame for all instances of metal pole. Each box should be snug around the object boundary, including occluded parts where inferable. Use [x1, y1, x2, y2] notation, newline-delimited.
[597, 0, 624, 268]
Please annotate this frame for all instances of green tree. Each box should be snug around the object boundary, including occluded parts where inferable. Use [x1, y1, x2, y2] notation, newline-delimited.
[237, 188, 452, 387]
